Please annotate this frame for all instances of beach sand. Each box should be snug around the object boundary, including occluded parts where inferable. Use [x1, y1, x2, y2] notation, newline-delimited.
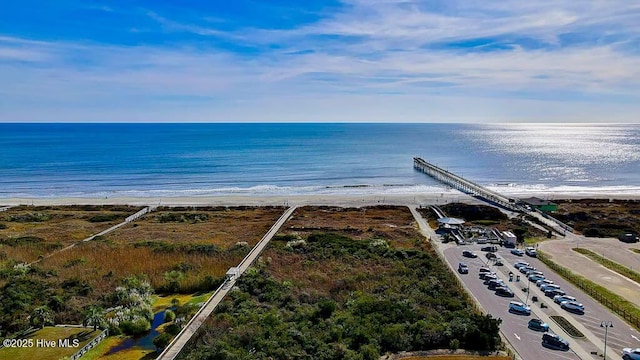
[2, 191, 639, 207]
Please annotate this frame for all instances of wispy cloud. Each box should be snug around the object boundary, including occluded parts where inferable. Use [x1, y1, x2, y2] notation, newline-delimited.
[1, 0, 639, 122]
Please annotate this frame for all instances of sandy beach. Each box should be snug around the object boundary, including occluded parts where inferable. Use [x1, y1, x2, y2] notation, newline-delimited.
[2, 191, 640, 208]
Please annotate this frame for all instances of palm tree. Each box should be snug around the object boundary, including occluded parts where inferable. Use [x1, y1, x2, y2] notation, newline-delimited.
[83, 306, 105, 331]
[32, 306, 53, 329]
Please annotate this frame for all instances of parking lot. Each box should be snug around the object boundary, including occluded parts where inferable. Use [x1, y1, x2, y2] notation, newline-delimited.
[444, 246, 584, 360]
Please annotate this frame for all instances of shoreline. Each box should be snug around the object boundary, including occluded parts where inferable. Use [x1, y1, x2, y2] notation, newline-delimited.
[2, 191, 639, 207]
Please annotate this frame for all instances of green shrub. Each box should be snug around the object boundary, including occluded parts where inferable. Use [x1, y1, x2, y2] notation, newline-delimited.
[120, 318, 151, 335]
[164, 310, 176, 323]
[88, 214, 121, 222]
[153, 333, 174, 351]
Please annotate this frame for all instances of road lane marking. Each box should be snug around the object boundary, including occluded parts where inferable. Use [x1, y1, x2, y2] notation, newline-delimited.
[632, 334, 640, 342]
[514, 333, 521, 340]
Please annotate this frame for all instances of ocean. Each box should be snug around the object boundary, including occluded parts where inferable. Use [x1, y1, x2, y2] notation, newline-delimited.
[0, 123, 639, 198]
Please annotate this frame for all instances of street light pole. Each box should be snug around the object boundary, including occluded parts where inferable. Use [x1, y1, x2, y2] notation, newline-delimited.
[525, 276, 531, 305]
[601, 321, 613, 359]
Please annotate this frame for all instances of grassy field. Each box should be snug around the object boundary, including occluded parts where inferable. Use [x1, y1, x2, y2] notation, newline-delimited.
[554, 199, 640, 237]
[0, 326, 100, 360]
[35, 206, 286, 295]
[284, 205, 422, 248]
[0, 205, 142, 263]
[180, 206, 502, 359]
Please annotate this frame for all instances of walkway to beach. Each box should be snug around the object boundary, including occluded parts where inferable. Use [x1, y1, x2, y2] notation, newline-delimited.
[156, 206, 297, 360]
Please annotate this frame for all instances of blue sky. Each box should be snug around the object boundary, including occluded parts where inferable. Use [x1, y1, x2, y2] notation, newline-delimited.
[1, 0, 639, 122]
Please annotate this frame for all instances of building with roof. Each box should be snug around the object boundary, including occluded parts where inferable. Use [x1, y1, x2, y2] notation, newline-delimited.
[520, 197, 558, 212]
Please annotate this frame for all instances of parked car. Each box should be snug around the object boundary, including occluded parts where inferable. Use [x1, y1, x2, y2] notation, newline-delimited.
[481, 246, 498, 252]
[525, 247, 538, 257]
[540, 284, 561, 292]
[458, 262, 469, 274]
[485, 252, 497, 260]
[536, 279, 554, 287]
[553, 295, 577, 304]
[542, 333, 570, 350]
[479, 272, 496, 280]
[528, 274, 545, 282]
[508, 301, 531, 315]
[561, 301, 585, 314]
[478, 267, 491, 273]
[462, 250, 478, 258]
[622, 347, 640, 360]
[495, 286, 515, 297]
[528, 318, 549, 332]
[545, 288, 566, 298]
[526, 270, 544, 277]
[519, 266, 536, 274]
[487, 279, 504, 290]
[493, 258, 504, 266]
[483, 275, 499, 284]
[511, 249, 524, 256]
[513, 261, 530, 269]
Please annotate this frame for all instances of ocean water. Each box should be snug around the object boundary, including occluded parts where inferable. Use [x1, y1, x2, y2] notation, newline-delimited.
[0, 123, 639, 198]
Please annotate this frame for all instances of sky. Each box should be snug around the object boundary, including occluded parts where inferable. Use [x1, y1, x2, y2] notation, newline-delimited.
[1, 0, 639, 122]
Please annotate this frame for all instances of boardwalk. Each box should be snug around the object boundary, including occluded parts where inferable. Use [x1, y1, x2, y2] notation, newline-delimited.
[27, 206, 155, 266]
[156, 206, 297, 360]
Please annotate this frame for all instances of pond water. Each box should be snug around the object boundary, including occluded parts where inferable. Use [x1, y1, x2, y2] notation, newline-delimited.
[106, 311, 165, 354]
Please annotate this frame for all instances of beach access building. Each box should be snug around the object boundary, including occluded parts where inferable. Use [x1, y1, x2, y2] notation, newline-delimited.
[520, 197, 558, 212]
[502, 231, 517, 246]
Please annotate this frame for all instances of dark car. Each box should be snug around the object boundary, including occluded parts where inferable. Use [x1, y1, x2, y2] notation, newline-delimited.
[485, 252, 497, 260]
[545, 288, 566, 298]
[462, 250, 478, 258]
[528, 318, 549, 332]
[487, 279, 504, 290]
[495, 286, 515, 297]
[481, 246, 498, 252]
[542, 333, 570, 351]
[458, 262, 469, 274]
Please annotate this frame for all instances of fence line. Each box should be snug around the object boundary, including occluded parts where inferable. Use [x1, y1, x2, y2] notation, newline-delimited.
[69, 329, 108, 360]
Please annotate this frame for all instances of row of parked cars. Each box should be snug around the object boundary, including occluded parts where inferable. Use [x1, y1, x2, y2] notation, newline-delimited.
[510, 246, 537, 257]
[478, 266, 514, 297]
[513, 260, 585, 314]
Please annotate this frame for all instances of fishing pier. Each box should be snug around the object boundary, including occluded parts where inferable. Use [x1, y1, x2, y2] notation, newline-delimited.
[413, 157, 522, 212]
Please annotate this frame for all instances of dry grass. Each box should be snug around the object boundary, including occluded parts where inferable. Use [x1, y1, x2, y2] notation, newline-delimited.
[107, 206, 285, 247]
[0, 205, 142, 262]
[38, 241, 241, 295]
[282, 205, 420, 248]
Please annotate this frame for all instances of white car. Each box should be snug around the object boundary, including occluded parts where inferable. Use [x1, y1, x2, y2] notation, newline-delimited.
[525, 247, 537, 257]
[622, 347, 640, 360]
[561, 301, 585, 313]
[508, 301, 531, 315]
[553, 295, 576, 304]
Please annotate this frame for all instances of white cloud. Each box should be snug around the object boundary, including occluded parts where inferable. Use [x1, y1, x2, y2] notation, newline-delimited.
[1, 0, 639, 122]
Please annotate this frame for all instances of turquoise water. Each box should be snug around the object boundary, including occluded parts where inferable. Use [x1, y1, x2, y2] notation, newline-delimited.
[1, 123, 639, 198]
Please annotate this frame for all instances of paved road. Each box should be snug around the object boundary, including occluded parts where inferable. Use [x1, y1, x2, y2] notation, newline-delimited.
[157, 206, 297, 360]
[501, 248, 640, 360]
[410, 207, 584, 360]
[539, 237, 640, 308]
[443, 247, 585, 360]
